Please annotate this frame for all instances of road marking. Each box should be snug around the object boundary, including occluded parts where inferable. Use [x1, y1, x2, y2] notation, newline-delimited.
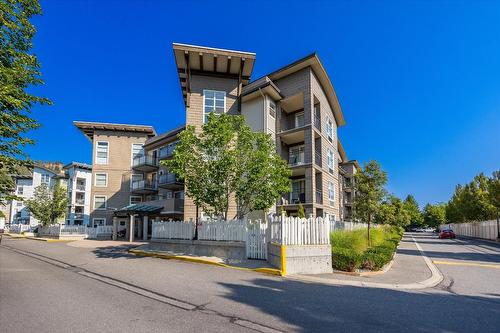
[433, 261, 500, 269]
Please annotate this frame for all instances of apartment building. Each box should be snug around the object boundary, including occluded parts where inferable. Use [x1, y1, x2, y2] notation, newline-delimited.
[9, 164, 66, 226]
[338, 141, 359, 221]
[63, 162, 92, 226]
[76, 43, 357, 237]
[73, 122, 156, 228]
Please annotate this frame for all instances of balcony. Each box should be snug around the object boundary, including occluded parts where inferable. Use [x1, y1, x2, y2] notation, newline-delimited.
[289, 152, 305, 167]
[75, 198, 85, 205]
[142, 196, 184, 218]
[76, 184, 86, 191]
[132, 154, 159, 172]
[315, 151, 322, 168]
[159, 142, 178, 160]
[158, 173, 183, 190]
[131, 180, 158, 194]
[314, 114, 321, 131]
[343, 197, 353, 206]
[74, 213, 84, 220]
[315, 190, 323, 204]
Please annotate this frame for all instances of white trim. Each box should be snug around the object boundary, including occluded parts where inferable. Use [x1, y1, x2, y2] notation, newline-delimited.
[94, 172, 108, 187]
[95, 141, 109, 165]
[203, 89, 226, 123]
[93, 195, 107, 210]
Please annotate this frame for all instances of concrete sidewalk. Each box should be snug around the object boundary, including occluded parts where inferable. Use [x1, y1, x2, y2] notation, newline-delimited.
[292, 234, 443, 290]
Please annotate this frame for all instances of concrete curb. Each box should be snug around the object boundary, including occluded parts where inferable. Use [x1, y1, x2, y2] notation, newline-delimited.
[128, 249, 282, 276]
[288, 235, 444, 290]
[2, 233, 26, 239]
[25, 237, 75, 243]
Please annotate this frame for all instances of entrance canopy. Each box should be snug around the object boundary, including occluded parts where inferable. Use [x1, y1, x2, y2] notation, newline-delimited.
[114, 204, 163, 216]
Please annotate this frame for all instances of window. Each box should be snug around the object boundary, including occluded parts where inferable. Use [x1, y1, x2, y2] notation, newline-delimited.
[131, 143, 144, 164]
[203, 90, 226, 123]
[269, 101, 276, 118]
[94, 173, 107, 187]
[96, 141, 109, 165]
[289, 145, 305, 166]
[328, 181, 335, 206]
[130, 196, 142, 205]
[314, 103, 321, 129]
[327, 149, 335, 174]
[17, 202, 23, 207]
[326, 118, 333, 142]
[93, 218, 106, 227]
[291, 179, 305, 203]
[17, 186, 23, 195]
[41, 174, 51, 184]
[295, 112, 305, 128]
[130, 174, 143, 189]
[94, 196, 107, 210]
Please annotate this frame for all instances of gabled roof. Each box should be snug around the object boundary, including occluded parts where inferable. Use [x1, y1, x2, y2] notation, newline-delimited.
[74, 121, 156, 141]
[264, 53, 346, 126]
[144, 124, 185, 149]
[173, 43, 256, 106]
[63, 162, 92, 171]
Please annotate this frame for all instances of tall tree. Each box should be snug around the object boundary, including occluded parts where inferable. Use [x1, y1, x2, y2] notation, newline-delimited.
[375, 195, 412, 228]
[423, 203, 447, 230]
[166, 113, 290, 221]
[25, 183, 68, 226]
[0, 0, 52, 203]
[488, 171, 500, 238]
[353, 160, 387, 244]
[403, 194, 423, 227]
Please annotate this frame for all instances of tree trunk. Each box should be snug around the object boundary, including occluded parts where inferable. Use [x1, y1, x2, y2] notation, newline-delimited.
[194, 205, 199, 240]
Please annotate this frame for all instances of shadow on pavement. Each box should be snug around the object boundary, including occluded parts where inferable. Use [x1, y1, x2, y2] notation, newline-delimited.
[219, 278, 500, 333]
[92, 245, 140, 259]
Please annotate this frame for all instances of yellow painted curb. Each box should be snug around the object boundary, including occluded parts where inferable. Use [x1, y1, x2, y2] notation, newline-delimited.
[280, 245, 287, 276]
[26, 237, 75, 243]
[129, 249, 282, 276]
[433, 260, 500, 269]
[2, 234, 26, 239]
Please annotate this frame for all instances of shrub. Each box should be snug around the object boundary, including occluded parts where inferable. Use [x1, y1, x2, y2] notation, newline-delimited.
[332, 247, 363, 272]
[361, 246, 394, 270]
[330, 229, 369, 254]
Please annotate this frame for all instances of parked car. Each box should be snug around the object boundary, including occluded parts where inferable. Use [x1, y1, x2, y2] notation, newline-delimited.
[439, 229, 456, 239]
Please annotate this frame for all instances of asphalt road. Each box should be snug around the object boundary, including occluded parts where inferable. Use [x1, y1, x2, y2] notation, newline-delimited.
[0, 233, 499, 333]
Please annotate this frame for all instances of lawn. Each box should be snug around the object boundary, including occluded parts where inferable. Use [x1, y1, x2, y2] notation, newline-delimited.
[330, 225, 404, 272]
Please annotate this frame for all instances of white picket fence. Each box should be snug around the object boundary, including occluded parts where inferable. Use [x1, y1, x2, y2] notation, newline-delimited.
[441, 220, 499, 241]
[37, 225, 113, 239]
[246, 221, 268, 259]
[330, 220, 368, 232]
[8, 224, 31, 234]
[85, 226, 113, 239]
[198, 219, 247, 241]
[152, 221, 193, 240]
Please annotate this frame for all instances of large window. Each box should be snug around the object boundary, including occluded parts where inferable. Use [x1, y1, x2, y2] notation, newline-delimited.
[94, 173, 107, 187]
[328, 181, 335, 206]
[17, 186, 23, 195]
[41, 174, 51, 184]
[327, 149, 335, 174]
[94, 196, 107, 210]
[295, 112, 305, 128]
[131, 143, 144, 164]
[93, 218, 106, 227]
[326, 118, 333, 143]
[96, 141, 109, 165]
[203, 90, 226, 123]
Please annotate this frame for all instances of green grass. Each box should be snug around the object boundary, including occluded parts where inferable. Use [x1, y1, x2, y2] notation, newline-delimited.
[331, 225, 404, 272]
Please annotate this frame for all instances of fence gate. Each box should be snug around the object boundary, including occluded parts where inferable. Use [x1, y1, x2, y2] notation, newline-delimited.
[246, 221, 267, 260]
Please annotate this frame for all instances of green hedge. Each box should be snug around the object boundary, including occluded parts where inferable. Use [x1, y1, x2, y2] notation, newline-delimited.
[331, 225, 403, 272]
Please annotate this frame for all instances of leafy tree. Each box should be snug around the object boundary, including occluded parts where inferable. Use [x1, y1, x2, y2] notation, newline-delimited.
[423, 203, 446, 230]
[488, 171, 500, 238]
[25, 183, 67, 226]
[297, 203, 305, 218]
[166, 113, 290, 222]
[403, 195, 423, 227]
[375, 195, 411, 228]
[445, 184, 465, 223]
[353, 160, 387, 244]
[0, 0, 52, 203]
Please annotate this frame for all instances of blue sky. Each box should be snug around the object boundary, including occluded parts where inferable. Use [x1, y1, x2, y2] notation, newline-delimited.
[26, 0, 500, 207]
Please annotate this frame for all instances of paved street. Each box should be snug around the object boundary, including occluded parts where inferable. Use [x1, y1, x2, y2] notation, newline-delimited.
[1, 233, 499, 333]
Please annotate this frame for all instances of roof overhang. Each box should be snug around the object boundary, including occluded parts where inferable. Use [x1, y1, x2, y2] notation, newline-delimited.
[144, 124, 185, 149]
[74, 121, 156, 141]
[338, 140, 348, 162]
[241, 76, 282, 102]
[266, 53, 346, 126]
[114, 204, 163, 216]
[173, 43, 256, 107]
[63, 162, 92, 170]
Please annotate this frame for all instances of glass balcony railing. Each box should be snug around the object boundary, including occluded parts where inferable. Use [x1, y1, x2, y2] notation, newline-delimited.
[131, 180, 158, 192]
[159, 142, 178, 159]
[289, 153, 305, 166]
[132, 154, 158, 168]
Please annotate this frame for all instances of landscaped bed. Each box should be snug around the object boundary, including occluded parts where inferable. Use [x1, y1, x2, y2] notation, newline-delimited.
[331, 225, 404, 272]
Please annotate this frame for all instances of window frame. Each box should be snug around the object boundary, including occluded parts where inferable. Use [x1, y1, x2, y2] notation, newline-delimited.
[129, 196, 143, 205]
[327, 149, 335, 174]
[326, 118, 333, 143]
[328, 181, 335, 206]
[17, 186, 23, 195]
[93, 195, 107, 210]
[94, 173, 108, 187]
[95, 141, 109, 165]
[295, 111, 305, 128]
[268, 100, 276, 118]
[92, 218, 106, 227]
[203, 89, 226, 123]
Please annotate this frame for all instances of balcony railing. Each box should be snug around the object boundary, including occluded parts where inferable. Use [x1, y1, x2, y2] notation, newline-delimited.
[159, 142, 178, 159]
[131, 180, 158, 192]
[289, 153, 305, 166]
[74, 213, 84, 220]
[290, 192, 306, 204]
[76, 184, 86, 191]
[315, 152, 322, 167]
[314, 115, 321, 130]
[75, 198, 85, 205]
[315, 190, 323, 204]
[158, 173, 183, 188]
[133, 154, 158, 168]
